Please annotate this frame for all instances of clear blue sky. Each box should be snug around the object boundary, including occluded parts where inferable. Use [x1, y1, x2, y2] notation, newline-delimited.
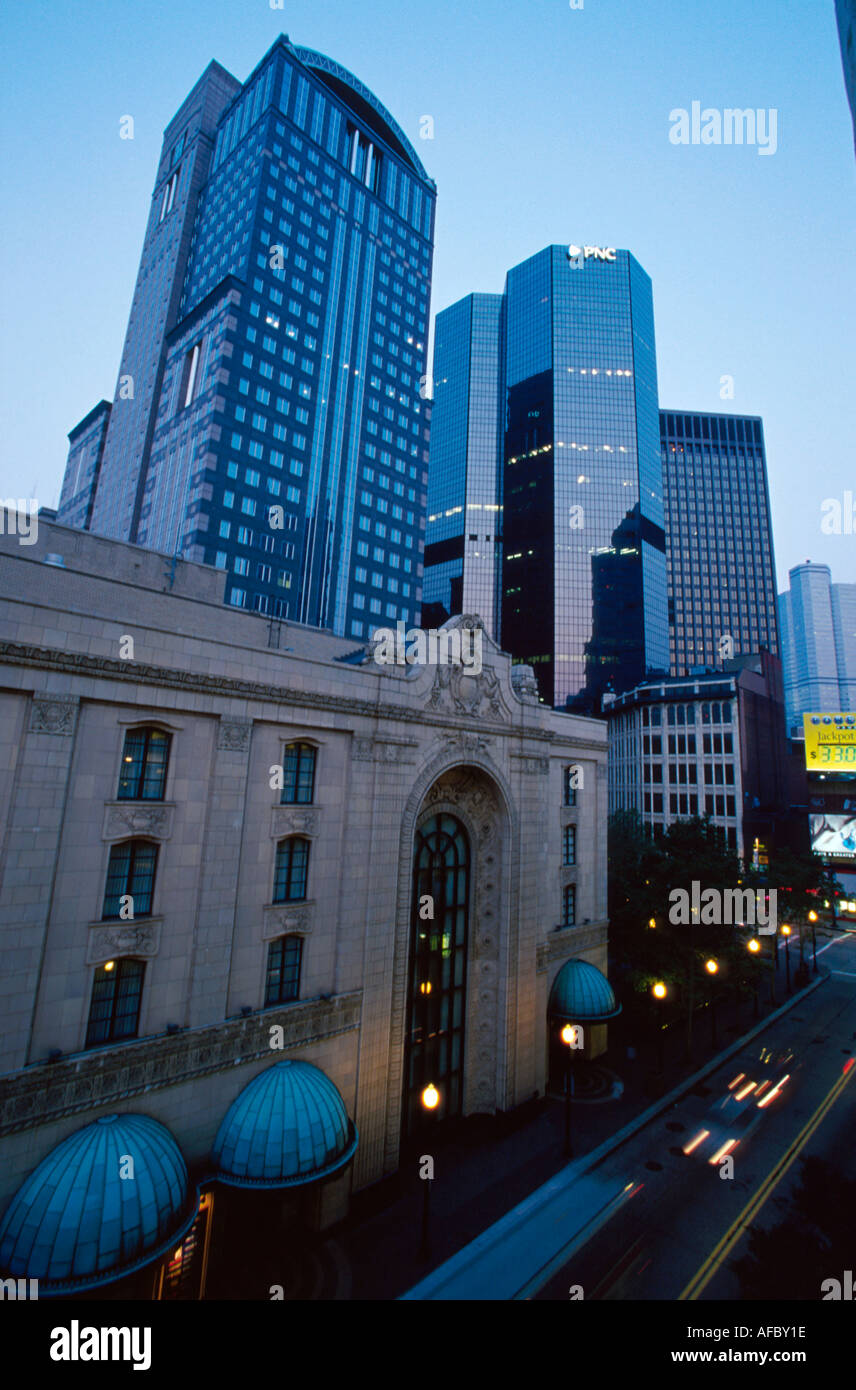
[1, 0, 854, 589]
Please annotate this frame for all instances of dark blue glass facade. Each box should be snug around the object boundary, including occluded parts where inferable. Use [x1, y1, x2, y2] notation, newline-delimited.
[500, 246, 668, 709]
[425, 245, 668, 709]
[59, 38, 435, 637]
[660, 411, 779, 675]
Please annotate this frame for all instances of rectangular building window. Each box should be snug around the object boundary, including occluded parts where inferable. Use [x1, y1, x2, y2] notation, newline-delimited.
[86, 959, 145, 1048]
[563, 825, 576, 866]
[182, 341, 202, 408]
[102, 841, 158, 919]
[264, 935, 303, 1007]
[117, 728, 171, 801]
[563, 884, 576, 928]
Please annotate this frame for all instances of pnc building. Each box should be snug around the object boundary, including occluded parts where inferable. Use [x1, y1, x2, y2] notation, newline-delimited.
[425, 244, 669, 711]
[57, 35, 436, 639]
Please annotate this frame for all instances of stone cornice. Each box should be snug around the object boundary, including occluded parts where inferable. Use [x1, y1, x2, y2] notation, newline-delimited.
[0, 641, 607, 749]
[0, 991, 361, 1136]
[536, 921, 609, 973]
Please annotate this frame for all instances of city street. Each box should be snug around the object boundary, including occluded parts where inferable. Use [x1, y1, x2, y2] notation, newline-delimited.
[533, 931, 856, 1300]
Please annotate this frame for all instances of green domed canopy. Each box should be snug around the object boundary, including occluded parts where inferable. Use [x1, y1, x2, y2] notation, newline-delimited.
[211, 1060, 358, 1189]
[548, 960, 621, 1023]
[0, 1113, 196, 1295]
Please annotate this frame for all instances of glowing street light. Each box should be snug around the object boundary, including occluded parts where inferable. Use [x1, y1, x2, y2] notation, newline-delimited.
[652, 981, 667, 999]
[561, 1023, 581, 1156]
[421, 1083, 439, 1111]
[705, 959, 718, 975]
[418, 1084, 439, 1259]
[782, 925, 792, 993]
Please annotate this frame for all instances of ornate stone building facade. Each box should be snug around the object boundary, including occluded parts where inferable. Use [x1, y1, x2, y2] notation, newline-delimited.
[0, 515, 608, 1290]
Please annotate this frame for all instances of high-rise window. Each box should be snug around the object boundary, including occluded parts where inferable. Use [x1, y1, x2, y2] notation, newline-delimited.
[102, 840, 158, 919]
[264, 935, 303, 1006]
[183, 341, 202, 408]
[117, 727, 171, 800]
[280, 742, 316, 804]
[273, 837, 310, 902]
[86, 959, 145, 1047]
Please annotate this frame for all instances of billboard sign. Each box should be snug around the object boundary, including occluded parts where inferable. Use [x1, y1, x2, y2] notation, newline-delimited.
[803, 713, 856, 770]
[810, 814, 856, 859]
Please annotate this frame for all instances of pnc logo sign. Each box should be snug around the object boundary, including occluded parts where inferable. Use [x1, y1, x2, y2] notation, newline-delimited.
[568, 244, 617, 262]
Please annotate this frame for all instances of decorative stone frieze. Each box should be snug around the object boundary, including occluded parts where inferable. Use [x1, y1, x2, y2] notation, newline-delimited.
[0, 991, 361, 1136]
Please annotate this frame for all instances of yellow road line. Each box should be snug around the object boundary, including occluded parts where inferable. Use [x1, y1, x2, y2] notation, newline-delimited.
[679, 1062, 856, 1301]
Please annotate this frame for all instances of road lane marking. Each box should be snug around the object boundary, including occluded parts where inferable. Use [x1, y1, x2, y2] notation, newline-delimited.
[679, 1060, 856, 1301]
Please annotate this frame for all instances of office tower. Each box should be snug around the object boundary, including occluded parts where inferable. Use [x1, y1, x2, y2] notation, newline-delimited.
[423, 294, 503, 634]
[659, 411, 779, 677]
[779, 561, 856, 733]
[425, 244, 669, 710]
[837, 0, 856, 153]
[58, 36, 436, 635]
[606, 652, 788, 860]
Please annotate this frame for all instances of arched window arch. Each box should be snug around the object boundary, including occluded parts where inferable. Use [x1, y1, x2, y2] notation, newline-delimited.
[273, 837, 310, 903]
[117, 726, 171, 800]
[264, 935, 303, 1006]
[280, 742, 317, 804]
[102, 839, 158, 920]
[404, 813, 470, 1135]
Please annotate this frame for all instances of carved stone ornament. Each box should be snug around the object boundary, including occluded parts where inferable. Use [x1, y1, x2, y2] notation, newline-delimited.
[103, 804, 173, 840]
[270, 807, 318, 837]
[29, 694, 78, 735]
[510, 664, 541, 704]
[443, 731, 492, 754]
[87, 920, 160, 964]
[218, 717, 252, 751]
[262, 902, 313, 939]
[427, 662, 508, 721]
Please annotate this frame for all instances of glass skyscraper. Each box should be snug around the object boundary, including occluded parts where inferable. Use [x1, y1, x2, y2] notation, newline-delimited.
[423, 294, 503, 634]
[659, 411, 779, 677]
[58, 36, 436, 636]
[425, 244, 669, 710]
[779, 561, 856, 734]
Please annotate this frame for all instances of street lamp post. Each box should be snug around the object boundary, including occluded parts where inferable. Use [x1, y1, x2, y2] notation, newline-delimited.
[809, 910, 818, 975]
[652, 982, 667, 1073]
[705, 959, 719, 1048]
[560, 1024, 579, 1157]
[747, 937, 761, 1017]
[419, 1083, 439, 1258]
[782, 925, 792, 994]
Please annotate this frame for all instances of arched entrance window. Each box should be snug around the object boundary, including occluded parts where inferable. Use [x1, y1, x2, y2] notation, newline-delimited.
[404, 814, 470, 1138]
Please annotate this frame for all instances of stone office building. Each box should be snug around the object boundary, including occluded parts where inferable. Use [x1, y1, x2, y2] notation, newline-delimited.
[0, 514, 609, 1298]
